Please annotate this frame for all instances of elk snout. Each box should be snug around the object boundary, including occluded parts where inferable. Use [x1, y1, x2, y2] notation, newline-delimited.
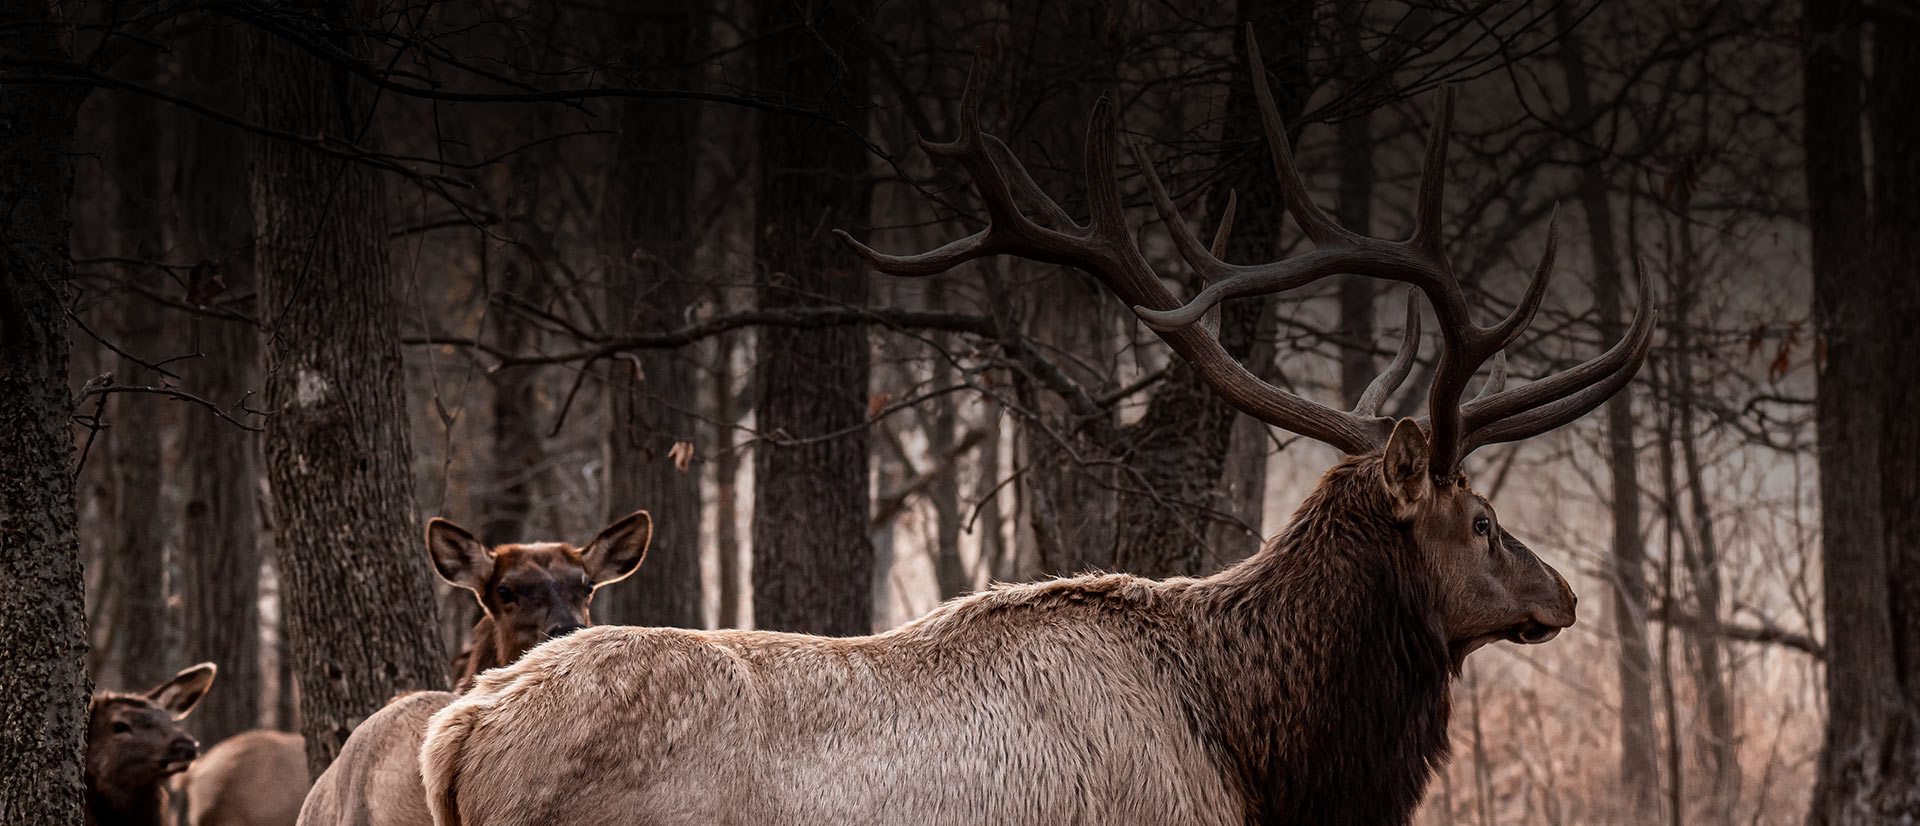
[1515, 567, 1578, 644]
[161, 735, 199, 771]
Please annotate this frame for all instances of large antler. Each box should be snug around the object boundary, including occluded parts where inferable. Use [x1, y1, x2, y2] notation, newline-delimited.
[836, 27, 1655, 479]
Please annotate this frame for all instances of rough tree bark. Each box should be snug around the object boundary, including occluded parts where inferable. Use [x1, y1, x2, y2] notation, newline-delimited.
[246, 5, 451, 778]
[1112, 0, 1310, 577]
[1805, 0, 1920, 821]
[1557, 14, 1660, 821]
[1202, 0, 1309, 572]
[100, 43, 172, 693]
[0, 0, 90, 818]
[177, 20, 264, 745]
[597, 1, 709, 629]
[751, 0, 874, 635]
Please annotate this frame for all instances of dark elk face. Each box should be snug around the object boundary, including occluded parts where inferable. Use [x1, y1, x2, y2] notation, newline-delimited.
[1379, 419, 1578, 664]
[86, 663, 217, 798]
[428, 511, 653, 663]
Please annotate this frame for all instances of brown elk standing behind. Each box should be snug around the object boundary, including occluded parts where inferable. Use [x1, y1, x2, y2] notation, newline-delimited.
[178, 512, 651, 826]
[87, 663, 218, 826]
[419, 29, 1653, 826]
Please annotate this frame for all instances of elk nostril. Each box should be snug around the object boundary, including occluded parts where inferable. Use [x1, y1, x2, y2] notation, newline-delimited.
[545, 623, 586, 640]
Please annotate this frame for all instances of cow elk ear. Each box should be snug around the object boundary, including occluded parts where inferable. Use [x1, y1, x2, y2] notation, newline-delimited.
[582, 510, 652, 587]
[427, 518, 495, 594]
[148, 662, 217, 719]
[1382, 418, 1432, 516]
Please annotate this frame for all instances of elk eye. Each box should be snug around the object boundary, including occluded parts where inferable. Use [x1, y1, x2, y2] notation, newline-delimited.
[112, 721, 131, 734]
[1473, 516, 1491, 536]
[495, 586, 516, 603]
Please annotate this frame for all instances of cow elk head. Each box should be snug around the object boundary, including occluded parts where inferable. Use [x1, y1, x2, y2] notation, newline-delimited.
[837, 28, 1651, 661]
[428, 510, 653, 667]
[87, 663, 217, 806]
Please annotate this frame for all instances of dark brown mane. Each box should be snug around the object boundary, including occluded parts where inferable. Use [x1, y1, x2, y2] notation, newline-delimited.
[1190, 454, 1453, 826]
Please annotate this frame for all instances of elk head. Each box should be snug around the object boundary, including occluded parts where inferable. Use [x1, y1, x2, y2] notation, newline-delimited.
[836, 27, 1651, 661]
[86, 663, 217, 807]
[428, 511, 653, 666]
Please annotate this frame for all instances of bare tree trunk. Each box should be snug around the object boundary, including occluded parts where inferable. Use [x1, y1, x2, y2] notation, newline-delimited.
[0, 0, 89, 816]
[1803, 0, 1918, 821]
[101, 42, 173, 692]
[246, 6, 450, 778]
[712, 320, 744, 627]
[750, 0, 874, 636]
[927, 283, 967, 599]
[976, 401, 1011, 584]
[176, 20, 263, 748]
[1672, 194, 1736, 826]
[481, 159, 542, 545]
[1333, 14, 1375, 409]
[597, 2, 708, 630]
[1114, 0, 1310, 577]
[1557, 14, 1660, 820]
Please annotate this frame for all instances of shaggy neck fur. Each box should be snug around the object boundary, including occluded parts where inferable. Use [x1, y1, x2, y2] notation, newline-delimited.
[1185, 453, 1453, 826]
[85, 784, 165, 826]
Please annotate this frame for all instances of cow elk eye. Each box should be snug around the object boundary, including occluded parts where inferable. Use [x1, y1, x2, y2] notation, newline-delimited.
[495, 586, 516, 603]
[1473, 517, 1490, 536]
[112, 721, 131, 734]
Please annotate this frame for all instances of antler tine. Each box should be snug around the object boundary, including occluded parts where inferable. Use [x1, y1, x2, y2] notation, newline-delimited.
[1132, 141, 1235, 284]
[1353, 291, 1422, 417]
[1211, 190, 1237, 258]
[1085, 97, 1129, 239]
[1460, 259, 1658, 449]
[835, 228, 998, 277]
[1409, 87, 1456, 257]
[1247, 24, 1351, 247]
[985, 135, 1079, 231]
[1472, 352, 1508, 402]
[920, 50, 986, 160]
[1482, 205, 1558, 350]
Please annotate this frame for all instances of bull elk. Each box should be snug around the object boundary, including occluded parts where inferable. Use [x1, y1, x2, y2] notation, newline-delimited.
[86, 663, 217, 826]
[177, 512, 652, 826]
[420, 30, 1652, 826]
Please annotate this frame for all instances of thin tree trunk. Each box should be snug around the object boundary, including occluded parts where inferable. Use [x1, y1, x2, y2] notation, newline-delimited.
[1557, 14, 1660, 820]
[927, 283, 967, 599]
[597, 2, 708, 629]
[482, 220, 541, 545]
[101, 43, 173, 692]
[1333, 15, 1376, 409]
[246, 6, 451, 778]
[176, 20, 263, 748]
[1672, 197, 1736, 826]
[0, 0, 89, 815]
[713, 322, 744, 627]
[750, 0, 874, 635]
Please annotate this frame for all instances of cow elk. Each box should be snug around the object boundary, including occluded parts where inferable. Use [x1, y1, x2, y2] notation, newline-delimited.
[178, 512, 652, 826]
[86, 662, 217, 826]
[291, 510, 652, 826]
[420, 30, 1652, 826]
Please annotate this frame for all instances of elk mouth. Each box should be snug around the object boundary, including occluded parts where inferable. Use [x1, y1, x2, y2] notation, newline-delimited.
[159, 758, 196, 775]
[1508, 621, 1561, 645]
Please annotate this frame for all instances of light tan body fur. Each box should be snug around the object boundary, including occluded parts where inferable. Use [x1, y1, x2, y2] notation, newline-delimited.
[182, 731, 308, 826]
[294, 692, 452, 826]
[425, 576, 1239, 826]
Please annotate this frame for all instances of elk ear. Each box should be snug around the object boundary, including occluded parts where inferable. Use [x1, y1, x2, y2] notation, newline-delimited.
[148, 662, 217, 719]
[427, 518, 495, 594]
[1382, 418, 1431, 514]
[581, 510, 651, 587]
